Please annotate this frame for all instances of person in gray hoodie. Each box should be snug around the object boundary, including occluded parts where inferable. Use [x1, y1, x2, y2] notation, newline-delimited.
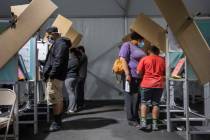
[64, 48, 82, 113]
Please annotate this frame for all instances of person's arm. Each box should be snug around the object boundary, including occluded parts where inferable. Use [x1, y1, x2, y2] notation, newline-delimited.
[136, 58, 145, 77]
[120, 57, 131, 81]
[119, 43, 131, 81]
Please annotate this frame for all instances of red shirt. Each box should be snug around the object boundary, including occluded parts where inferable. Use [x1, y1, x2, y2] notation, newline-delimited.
[137, 55, 165, 88]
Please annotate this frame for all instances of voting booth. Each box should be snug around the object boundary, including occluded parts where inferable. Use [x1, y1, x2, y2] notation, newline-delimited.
[48, 14, 82, 47]
[130, 13, 166, 52]
[155, 0, 210, 139]
[0, 0, 57, 138]
[65, 27, 83, 48]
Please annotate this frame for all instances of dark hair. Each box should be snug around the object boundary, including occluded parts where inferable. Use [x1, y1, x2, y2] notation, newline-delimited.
[130, 32, 143, 41]
[62, 37, 72, 48]
[147, 45, 160, 55]
[46, 26, 58, 34]
[77, 45, 85, 53]
[70, 48, 82, 60]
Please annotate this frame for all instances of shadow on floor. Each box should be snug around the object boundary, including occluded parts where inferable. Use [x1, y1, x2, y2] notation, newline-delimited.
[66, 108, 123, 117]
[63, 100, 124, 112]
[62, 117, 118, 130]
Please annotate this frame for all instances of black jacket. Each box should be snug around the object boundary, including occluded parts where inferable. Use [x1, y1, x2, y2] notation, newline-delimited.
[66, 53, 80, 78]
[79, 53, 88, 79]
[43, 37, 71, 81]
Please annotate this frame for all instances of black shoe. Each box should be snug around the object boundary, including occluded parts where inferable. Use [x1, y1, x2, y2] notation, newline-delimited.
[139, 121, 147, 130]
[152, 123, 159, 131]
[49, 122, 61, 132]
[128, 121, 139, 127]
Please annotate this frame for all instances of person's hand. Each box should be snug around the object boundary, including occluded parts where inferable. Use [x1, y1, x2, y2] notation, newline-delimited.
[43, 73, 48, 82]
[126, 74, 131, 82]
[43, 76, 48, 82]
[49, 75, 54, 80]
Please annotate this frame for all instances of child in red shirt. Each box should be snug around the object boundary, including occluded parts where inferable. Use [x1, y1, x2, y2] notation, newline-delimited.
[137, 45, 165, 131]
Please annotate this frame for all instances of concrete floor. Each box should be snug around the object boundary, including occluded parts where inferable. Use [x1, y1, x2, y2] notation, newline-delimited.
[18, 101, 197, 140]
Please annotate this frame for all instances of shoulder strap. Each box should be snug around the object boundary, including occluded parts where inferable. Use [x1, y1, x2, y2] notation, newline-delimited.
[127, 42, 131, 62]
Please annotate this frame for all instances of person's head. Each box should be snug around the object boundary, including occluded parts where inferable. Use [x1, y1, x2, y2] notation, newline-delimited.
[70, 48, 82, 59]
[77, 45, 85, 53]
[146, 45, 160, 56]
[45, 26, 60, 44]
[122, 33, 131, 43]
[130, 31, 144, 45]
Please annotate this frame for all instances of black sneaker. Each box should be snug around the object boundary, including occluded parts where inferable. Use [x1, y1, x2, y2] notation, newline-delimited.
[128, 121, 139, 127]
[49, 122, 61, 132]
[139, 121, 147, 130]
[152, 123, 159, 131]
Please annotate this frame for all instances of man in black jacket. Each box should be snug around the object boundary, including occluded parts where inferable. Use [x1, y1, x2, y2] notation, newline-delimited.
[43, 27, 71, 131]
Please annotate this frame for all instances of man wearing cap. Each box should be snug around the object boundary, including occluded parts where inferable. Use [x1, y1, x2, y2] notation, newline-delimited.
[43, 26, 72, 131]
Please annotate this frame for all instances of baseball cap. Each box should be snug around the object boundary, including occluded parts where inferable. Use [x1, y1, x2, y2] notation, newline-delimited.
[46, 26, 58, 34]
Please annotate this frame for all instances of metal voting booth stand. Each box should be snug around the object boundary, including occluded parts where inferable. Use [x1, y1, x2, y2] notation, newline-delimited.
[0, 35, 50, 140]
[16, 34, 50, 136]
[0, 39, 38, 140]
[165, 20, 210, 140]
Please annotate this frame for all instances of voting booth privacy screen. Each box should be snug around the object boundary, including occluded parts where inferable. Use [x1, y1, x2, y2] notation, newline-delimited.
[155, 0, 210, 84]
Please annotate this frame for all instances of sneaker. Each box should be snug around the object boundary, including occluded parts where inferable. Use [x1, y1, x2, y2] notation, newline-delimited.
[49, 122, 61, 132]
[128, 121, 139, 127]
[152, 123, 159, 131]
[139, 121, 147, 130]
[66, 110, 76, 114]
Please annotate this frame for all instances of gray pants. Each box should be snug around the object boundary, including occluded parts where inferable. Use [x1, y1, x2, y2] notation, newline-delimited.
[124, 92, 139, 121]
[77, 78, 85, 107]
[65, 78, 78, 111]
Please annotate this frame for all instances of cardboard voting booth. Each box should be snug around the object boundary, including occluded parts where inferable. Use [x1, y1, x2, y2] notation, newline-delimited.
[155, 0, 210, 84]
[0, 0, 57, 69]
[43, 15, 73, 41]
[49, 15, 82, 47]
[11, 4, 29, 17]
[130, 13, 166, 52]
[65, 27, 82, 48]
[52, 15, 73, 36]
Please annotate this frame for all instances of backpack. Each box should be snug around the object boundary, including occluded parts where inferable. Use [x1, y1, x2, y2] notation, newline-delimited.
[112, 58, 124, 75]
[112, 43, 131, 82]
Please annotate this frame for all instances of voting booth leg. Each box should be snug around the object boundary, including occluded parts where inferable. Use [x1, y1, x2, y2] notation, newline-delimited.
[14, 83, 19, 140]
[165, 37, 172, 132]
[34, 81, 38, 134]
[184, 58, 190, 140]
[183, 58, 188, 117]
[204, 82, 210, 124]
[166, 77, 171, 132]
[34, 37, 38, 135]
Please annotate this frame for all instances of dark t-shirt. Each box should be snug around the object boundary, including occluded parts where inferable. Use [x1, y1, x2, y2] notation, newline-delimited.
[66, 53, 80, 78]
[79, 53, 88, 79]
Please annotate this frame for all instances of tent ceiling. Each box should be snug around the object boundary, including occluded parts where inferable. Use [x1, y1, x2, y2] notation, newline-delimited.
[0, 0, 210, 18]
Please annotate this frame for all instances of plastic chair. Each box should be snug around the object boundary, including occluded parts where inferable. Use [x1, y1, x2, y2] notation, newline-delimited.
[0, 88, 16, 140]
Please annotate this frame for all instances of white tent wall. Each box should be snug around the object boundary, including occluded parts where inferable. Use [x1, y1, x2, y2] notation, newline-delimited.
[71, 18, 125, 100]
